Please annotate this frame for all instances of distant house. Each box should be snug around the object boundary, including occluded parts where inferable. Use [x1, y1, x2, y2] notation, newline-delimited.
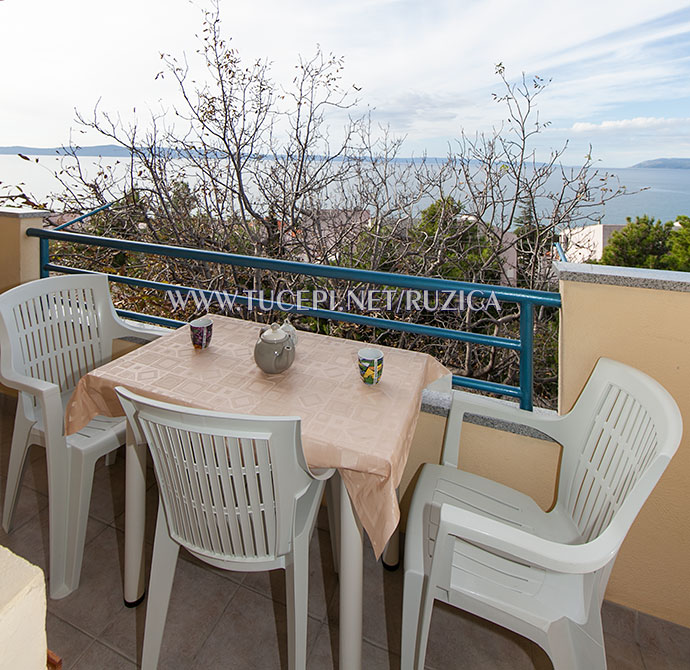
[559, 223, 627, 263]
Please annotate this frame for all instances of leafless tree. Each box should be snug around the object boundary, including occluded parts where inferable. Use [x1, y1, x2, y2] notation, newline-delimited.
[40, 10, 629, 407]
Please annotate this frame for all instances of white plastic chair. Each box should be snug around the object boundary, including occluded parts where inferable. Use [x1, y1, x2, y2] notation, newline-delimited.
[0, 274, 162, 598]
[401, 358, 682, 670]
[116, 386, 334, 670]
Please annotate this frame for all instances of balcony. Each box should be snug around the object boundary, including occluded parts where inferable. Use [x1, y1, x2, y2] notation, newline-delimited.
[0, 207, 689, 669]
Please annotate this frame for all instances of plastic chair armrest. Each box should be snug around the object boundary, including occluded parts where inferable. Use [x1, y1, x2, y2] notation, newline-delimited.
[437, 503, 617, 574]
[441, 390, 564, 466]
[0, 366, 59, 398]
[115, 320, 168, 341]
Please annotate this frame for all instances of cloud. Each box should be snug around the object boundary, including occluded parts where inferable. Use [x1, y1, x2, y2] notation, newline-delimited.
[3, 0, 690, 166]
[571, 118, 690, 132]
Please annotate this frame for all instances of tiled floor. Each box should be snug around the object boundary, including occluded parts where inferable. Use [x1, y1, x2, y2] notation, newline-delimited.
[0, 393, 687, 669]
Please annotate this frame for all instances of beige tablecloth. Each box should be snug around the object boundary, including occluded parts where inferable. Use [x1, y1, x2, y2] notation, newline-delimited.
[65, 315, 449, 556]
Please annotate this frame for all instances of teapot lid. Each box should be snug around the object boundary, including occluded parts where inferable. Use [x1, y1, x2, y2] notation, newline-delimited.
[260, 322, 288, 343]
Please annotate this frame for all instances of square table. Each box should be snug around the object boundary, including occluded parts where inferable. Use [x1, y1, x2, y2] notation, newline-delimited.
[65, 314, 449, 669]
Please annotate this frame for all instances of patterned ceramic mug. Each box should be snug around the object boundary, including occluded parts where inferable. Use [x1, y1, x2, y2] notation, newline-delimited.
[358, 347, 384, 385]
[190, 316, 213, 349]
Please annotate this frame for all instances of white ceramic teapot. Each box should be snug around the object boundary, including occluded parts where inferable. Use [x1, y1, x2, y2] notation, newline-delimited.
[254, 322, 295, 374]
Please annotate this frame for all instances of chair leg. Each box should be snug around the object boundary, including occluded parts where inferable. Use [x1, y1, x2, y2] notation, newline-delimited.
[104, 449, 118, 467]
[2, 412, 35, 532]
[414, 582, 435, 670]
[544, 618, 607, 670]
[401, 568, 424, 670]
[285, 536, 309, 670]
[142, 506, 180, 670]
[64, 449, 98, 592]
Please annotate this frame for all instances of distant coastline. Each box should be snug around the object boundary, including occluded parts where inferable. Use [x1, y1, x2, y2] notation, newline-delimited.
[2, 152, 688, 225]
[0, 145, 436, 163]
[631, 158, 690, 169]
[2, 146, 690, 169]
[0, 145, 133, 157]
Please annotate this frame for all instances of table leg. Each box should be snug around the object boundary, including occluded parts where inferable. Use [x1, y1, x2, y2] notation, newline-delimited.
[382, 487, 400, 570]
[123, 433, 147, 606]
[382, 526, 400, 570]
[339, 474, 363, 670]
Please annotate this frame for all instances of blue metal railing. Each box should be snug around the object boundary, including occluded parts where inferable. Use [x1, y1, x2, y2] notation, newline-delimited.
[554, 241, 567, 262]
[53, 201, 116, 231]
[28, 225, 561, 410]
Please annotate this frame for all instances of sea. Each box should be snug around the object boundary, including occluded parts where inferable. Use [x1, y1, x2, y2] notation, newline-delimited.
[2, 154, 689, 226]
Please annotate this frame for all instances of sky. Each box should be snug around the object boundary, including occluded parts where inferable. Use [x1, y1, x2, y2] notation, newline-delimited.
[2, 0, 690, 168]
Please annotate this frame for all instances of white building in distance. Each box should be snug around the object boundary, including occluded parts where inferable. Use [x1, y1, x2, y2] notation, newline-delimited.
[560, 223, 626, 263]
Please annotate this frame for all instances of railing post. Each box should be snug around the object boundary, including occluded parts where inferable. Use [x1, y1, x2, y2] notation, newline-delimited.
[0, 208, 46, 293]
[39, 238, 50, 278]
[519, 301, 534, 411]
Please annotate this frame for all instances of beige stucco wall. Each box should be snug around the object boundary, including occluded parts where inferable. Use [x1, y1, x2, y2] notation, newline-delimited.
[0, 208, 44, 398]
[400, 415, 561, 526]
[0, 208, 42, 294]
[559, 277, 690, 627]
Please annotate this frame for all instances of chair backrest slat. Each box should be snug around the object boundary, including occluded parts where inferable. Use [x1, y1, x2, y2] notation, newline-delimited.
[203, 435, 231, 554]
[559, 359, 678, 544]
[6, 283, 105, 395]
[216, 439, 246, 555]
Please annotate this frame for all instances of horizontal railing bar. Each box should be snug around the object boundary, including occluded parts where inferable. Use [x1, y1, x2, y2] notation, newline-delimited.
[53, 201, 117, 231]
[48, 264, 522, 350]
[29, 228, 561, 307]
[451, 375, 522, 398]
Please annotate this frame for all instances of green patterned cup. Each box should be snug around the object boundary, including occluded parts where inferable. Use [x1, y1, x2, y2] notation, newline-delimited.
[358, 347, 384, 384]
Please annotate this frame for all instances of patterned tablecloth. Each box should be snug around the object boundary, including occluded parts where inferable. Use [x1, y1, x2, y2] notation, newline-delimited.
[65, 314, 449, 556]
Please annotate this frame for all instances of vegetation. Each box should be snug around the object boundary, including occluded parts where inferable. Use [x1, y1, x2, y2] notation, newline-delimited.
[25, 5, 628, 408]
[599, 215, 690, 271]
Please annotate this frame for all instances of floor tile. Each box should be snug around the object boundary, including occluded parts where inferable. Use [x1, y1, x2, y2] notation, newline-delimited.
[0, 501, 51, 571]
[85, 456, 128, 525]
[421, 603, 535, 670]
[327, 535, 405, 654]
[192, 586, 320, 669]
[307, 622, 401, 670]
[4, 444, 50, 495]
[604, 635, 646, 669]
[72, 641, 136, 670]
[0, 471, 48, 528]
[641, 649, 690, 669]
[241, 527, 338, 622]
[602, 600, 638, 644]
[46, 613, 94, 670]
[637, 610, 690, 662]
[99, 554, 239, 666]
[48, 527, 129, 637]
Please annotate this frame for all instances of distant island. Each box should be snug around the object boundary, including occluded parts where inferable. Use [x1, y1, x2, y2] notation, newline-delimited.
[3, 146, 689, 169]
[631, 158, 690, 169]
[0, 145, 445, 164]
